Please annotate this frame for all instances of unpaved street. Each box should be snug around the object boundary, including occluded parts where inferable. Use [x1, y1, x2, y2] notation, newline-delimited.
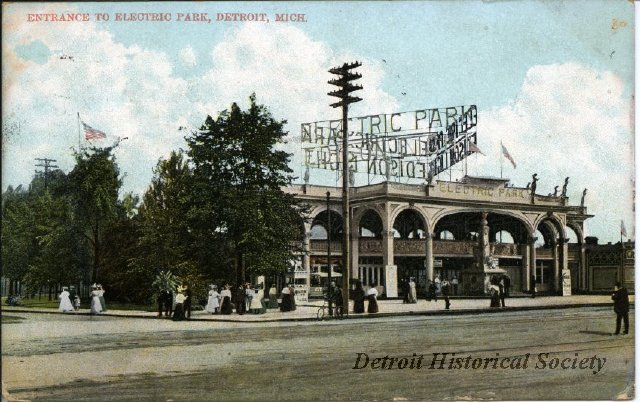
[2, 307, 634, 401]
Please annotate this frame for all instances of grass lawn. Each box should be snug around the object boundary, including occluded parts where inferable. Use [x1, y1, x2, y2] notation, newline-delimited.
[1, 315, 25, 324]
[2, 297, 156, 312]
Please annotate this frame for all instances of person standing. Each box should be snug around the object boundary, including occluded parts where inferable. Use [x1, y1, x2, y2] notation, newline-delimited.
[434, 274, 441, 296]
[612, 282, 630, 335]
[451, 276, 459, 296]
[69, 286, 78, 309]
[58, 287, 74, 312]
[367, 282, 379, 313]
[280, 285, 292, 312]
[499, 276, 506, 307]
[74, 295, 81, 311]
[157, 291, 166, 317]
[267, 284, 278, 309]
[249, 285, 265, 314]
[90, 285, 103, 315]
[427, 280, 438, 303]
[289, 284, 297, 311]
[234, 285, 247, 315]
[245, 283, 254, 313]
[206, 285, 220, 314]
[503, 275, 511, 297]
[220, 285, 233, 315]
[530, 275, 536, 298]
[184, 284, 192, 319]
[353, 280, 365, 314]
[97, 284, 107, 312]
[408, 277, 418, 303]
[164, 289, 174, 317]
[441, 278, 451, 310]
[172, 286, 187, 321]
[402, 279, 410, 304]
[489, 277, 501, 308]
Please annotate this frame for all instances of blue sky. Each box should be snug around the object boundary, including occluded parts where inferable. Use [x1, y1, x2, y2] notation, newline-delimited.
[2, 1, 635, 242]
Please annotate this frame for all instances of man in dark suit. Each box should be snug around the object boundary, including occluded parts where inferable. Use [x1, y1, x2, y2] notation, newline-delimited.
[612, 282, 630, 335]
[184, 285, 192, 319]
[164, 290, 173, 318]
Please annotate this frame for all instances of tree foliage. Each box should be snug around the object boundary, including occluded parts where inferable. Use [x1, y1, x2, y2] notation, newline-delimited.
[186, 94, 305, 281]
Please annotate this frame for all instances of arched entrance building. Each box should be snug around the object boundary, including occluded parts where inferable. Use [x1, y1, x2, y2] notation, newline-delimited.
[287, 176, 591, 298]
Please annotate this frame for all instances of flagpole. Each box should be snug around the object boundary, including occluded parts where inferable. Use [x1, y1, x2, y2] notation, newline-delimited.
[464, 134, 468, 177]
[500, 140, 503, 178]
[77, 112, 82, 150]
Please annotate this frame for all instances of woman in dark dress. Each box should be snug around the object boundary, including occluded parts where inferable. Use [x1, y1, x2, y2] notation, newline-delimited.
[280, 285, 292, 312]
[489, 276, 501, 308]
[353, 280, 365, 313]
[367, 282, 379, 313]
[172, 286, 187, 321]
[220, 284, 233, 315]
[234, 285, 246, 315]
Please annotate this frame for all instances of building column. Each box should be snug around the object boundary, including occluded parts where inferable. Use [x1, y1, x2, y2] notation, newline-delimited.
[479, 212, 491, 293]
[303, 232, 311, 288]
[425, 233, 434, 282]
[382, 230, 398, 297]
[552, 240, 560, 294]
[580, 243, 587, 291]
[521, 243, 530, 293]
[529, 235, 537, 293]
[350, 227, 359, 280]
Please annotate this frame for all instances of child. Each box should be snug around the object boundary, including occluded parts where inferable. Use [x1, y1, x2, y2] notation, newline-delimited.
[74, 295, 81, 311]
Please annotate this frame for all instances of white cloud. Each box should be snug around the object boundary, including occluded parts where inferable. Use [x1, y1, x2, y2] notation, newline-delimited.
[179, 46, 197, 67]
[471, 63, 633, 242]
[3, 15, 396, 198]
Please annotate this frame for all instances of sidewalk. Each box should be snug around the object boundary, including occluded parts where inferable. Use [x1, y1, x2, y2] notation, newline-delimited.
[2, 295, 632, 323]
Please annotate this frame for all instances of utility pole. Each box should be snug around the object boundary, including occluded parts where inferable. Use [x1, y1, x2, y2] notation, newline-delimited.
[34, 158, 59, 190]
[328, 61, 363, 315]
[326, 191, 333, 315]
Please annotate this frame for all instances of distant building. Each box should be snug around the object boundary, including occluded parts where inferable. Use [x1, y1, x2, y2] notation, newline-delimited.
[286, 176, 631, 298]
[585, 237, 634, 292]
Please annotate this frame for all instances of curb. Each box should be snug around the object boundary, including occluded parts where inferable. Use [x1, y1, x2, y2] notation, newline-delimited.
[2, 302, 630, 323]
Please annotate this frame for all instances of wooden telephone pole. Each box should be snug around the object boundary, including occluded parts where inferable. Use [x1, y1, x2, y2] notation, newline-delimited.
[328, 61, 363, 315]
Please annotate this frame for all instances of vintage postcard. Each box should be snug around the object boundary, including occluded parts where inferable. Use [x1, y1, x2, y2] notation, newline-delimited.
[1, 1, 635, 401]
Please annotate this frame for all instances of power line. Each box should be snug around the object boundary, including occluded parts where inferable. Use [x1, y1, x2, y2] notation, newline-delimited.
[34, 158, 59, 190]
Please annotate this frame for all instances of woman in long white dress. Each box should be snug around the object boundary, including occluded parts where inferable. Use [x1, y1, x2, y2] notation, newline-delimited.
[90, 286, 103, 314]
[97, 284, 107, 312]
[58, 287, 74, 312]
[408, 278, 417, 303]
[205, 285, 220, 314]
[249, 287, 265, 314]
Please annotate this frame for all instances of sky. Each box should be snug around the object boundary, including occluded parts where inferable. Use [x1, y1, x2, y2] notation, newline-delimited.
[2, 1, 635, 243]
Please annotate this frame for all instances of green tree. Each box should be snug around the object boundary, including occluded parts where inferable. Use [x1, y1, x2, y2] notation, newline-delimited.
[185, 94, 305, 283]
[67, 145, 122, 283]
[2, 185, 36, 292]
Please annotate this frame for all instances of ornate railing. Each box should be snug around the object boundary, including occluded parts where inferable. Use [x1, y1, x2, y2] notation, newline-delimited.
[359, 239, 383, 254]
[490, 243, 521, 257]
[395, 240, 426, 254]
[433, 240, 476, 256]
[535, 248, 553, 259]
[309, 240, 342, 253]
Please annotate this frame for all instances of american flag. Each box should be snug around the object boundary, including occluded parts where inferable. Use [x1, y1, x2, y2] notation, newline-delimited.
[82, 122, 107, 140]
[501, 142, 517, 168]
[468, 141, 485, 156]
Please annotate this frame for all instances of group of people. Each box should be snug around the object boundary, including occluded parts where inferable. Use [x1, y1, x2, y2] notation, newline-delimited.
[57, 285, 102, 313]
[425, 275, 451, 309]
[352, 281, 379, 314]
[199, 283, 293, 316]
